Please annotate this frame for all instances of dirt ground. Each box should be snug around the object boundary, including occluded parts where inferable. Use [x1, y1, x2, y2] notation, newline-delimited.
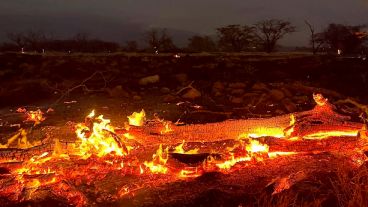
[0, 52, 368, 207]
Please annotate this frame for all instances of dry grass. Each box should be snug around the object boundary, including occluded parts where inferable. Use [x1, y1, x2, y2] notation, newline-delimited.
[244, 163, 368, 207]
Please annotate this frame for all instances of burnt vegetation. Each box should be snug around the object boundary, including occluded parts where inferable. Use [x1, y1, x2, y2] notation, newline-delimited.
[0, 18, 368, 207]
[1, 19, 367, 54]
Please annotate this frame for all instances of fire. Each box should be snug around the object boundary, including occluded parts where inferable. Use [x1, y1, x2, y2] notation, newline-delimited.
[143, 144, 169, 174]
[160, 121, 174, 134]
[178, 167, 202, 178]
[246, 139, 269, 154]
[215, 153, 252, 170]
[284, 114, 296, 138]
[268, 151, 298, 159]
[127, 109, 146, 126]
[25, 109, 45, 125]
[213, 139, 269, 171]
[173, 140, 199, 154]
[359, 124, 367, 139]
[75, 111, 129, 158]
[87, 110, 95, 118]
[313, 93, 328, 107]
[1, 93, 366, 205]
[0, 128, 41, 149]
[303, 130, 358, 140]
[239, 126, 285, 139]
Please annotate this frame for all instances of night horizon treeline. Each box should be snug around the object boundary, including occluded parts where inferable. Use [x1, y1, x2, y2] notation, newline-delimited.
[1, 19, 367, 54]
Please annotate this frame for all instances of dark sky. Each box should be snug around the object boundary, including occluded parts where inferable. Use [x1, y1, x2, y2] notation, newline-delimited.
[1, 0, 367, 46]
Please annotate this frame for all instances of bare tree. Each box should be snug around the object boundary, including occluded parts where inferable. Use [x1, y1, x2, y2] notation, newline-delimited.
[6, 32, 27, 48]
[7, 30, 48, 51]
[159, 29, 176, 52]
[305, 20, 317, 55]
[254, 19, 296, 53]
[144, 28, 176, 52]
[125, 40, 139, 52]
[187, 35, 217, 52]
[317, 24, 367, 54]
[216, 25, 254, 52]
[305, 20, 325, 55]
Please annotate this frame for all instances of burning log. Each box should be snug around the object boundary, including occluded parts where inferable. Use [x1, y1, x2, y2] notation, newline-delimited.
[129, 95, 363, 145]
[0, 94, 367, 206]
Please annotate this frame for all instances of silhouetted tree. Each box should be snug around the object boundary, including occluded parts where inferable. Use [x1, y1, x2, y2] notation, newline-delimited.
[24, 30, 48, 51]
[216, 25, 254, 52]
[6, 32, 27, 49]
[6, 30, 48, 51]
[144, 28, 176, 52]
[125, 40, 139, 52]
[159, 29, 176, 52]
[253, 19, 296, 53]
[305, 20, 324, 55]
[187, 35, 217, 52]
[316, 24, 367, 54]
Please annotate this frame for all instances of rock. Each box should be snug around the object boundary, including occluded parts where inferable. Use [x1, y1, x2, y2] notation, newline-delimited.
[138, 75, 160, 86]
[212, 81, 225, 92]
[269, 89, 285, 101]
[163, 94, 177, 102]
[133, 95, 142, 101]
[275, 109, 285, 115]
[293, 96, 309, 104]
[251, 82, 269, 91]
[160, 87, 171, 94]
[282, 98, 297, 112]
[213, 91, 223, 97]
[280, 87, 293, 97]
[174, 73, 188, 85]
[181, 88, 201, 100]
[230, 96, 243, 104]
[243, 92, 259, 98]
[231, 89, 245, 96]
[229, 82, 246, 89]
[106, 85, 129, 98]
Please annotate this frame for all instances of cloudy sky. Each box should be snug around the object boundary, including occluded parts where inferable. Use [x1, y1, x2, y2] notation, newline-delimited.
[0, 0, 367, 46]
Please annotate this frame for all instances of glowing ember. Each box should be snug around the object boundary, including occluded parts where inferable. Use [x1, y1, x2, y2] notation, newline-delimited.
[303, 130, 358, 140]
[240, 127, 285, 139]
[268, 151, 298, 159]
[0, 128, 40, 149]
[127, 109, 146, 126]
[212, 139, 270, 171]
[246, 139, 269, 154]
[313, 93, 328, 107]
[178, 167, 202, 178]
[284, 114, 296, 138]
[173, 140, 199, 154]
[0, 93, 365, 205]
[143, 144, 169, 174]
[16, 108, 46, 125]
[160, 121, 174, 134]
[75, 110, 129, 158]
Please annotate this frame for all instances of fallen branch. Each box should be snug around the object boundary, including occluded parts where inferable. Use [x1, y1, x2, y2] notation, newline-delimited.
[51, 71, 109, 105]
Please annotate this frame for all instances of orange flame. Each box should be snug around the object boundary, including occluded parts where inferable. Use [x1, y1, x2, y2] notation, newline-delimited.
[173, 140, 199, 154]
[160, 121, 174, 134]
[143, 144, 169, 174]
[214, 139, 269, 170]
[127, 109, 146, 126]
[313, 93, 328, 107]
[75, 110, 128, 158]
[25, 109, 45, 125]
